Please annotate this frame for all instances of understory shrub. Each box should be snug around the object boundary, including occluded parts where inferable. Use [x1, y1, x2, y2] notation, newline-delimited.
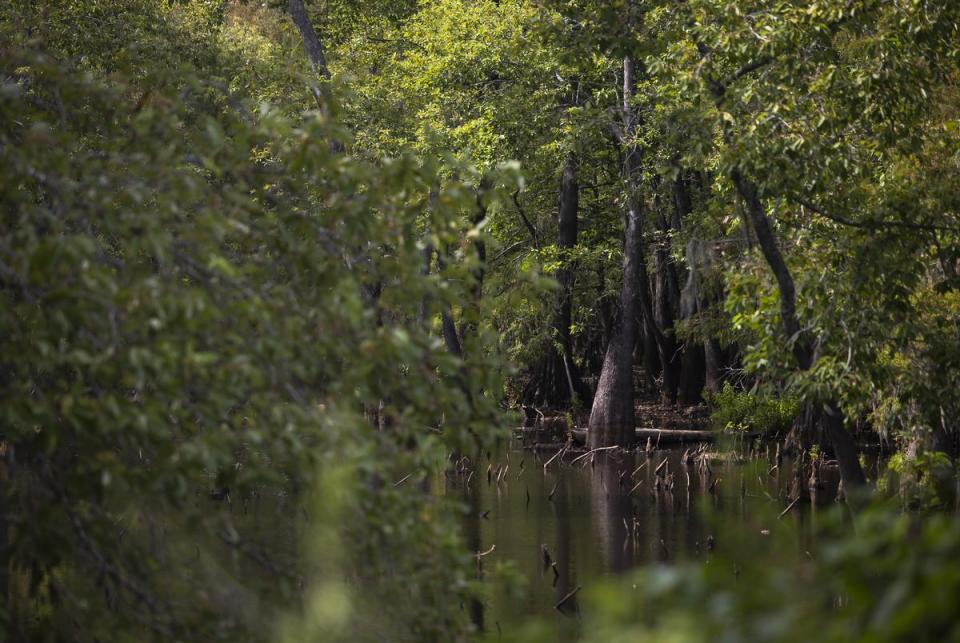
[705, 383, 799, 436]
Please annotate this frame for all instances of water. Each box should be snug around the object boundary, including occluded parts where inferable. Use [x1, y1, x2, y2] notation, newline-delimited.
[456, 439, 846, 634]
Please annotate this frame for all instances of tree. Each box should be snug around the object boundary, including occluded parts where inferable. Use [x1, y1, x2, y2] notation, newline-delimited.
[1, 3, 511, 638]
[587, 54, 644, 449]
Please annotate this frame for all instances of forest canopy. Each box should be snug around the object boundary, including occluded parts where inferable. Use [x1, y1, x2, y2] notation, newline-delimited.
[2, 0, 959, 641]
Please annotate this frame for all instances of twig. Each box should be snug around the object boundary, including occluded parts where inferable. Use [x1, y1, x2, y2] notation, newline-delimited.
[542, 446, 567, 472]
[571, 445, 619, 464]
[793, 195, 960, 233]
[778, 496, 800, 519]
[554, 585, 581, 610]
[655, 457, 669, 475]
[511, 190, 540, 249]
[476, 544, 496, 558]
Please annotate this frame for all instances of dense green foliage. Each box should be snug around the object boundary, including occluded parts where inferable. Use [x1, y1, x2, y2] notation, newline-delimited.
[574, 506, 960, 643]
[1, 2, 514, 639]
[2, 0, 960, 641]
[705, 383, 799, 435]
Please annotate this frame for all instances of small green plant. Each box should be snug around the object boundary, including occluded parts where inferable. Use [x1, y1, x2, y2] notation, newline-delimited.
[704, 383, 800, 436]
[880, 450, 957, 509]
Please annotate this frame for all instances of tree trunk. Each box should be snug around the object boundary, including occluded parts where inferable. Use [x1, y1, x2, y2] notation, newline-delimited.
[287, 0, 343, 151]
[543, 154, 591, 407]
[678, 343, 706, 405]
[653, 230, 681, 403]
[588, 57, 644, 449]
[704, 337, 723, 393]
[822, 403, 866, 486]
[288, 0, 331, 80]
[588, 212, 641, 448]
[731, 168, 866, 487]
[436, 247, 464, 358]
[638, 254, 677, 404]
[557, 154, 585, 396]
[630, 184, 679, 405]
[441, 309, 463, 358]
[670, 173, 707, 404]
[731, 169, 810, 369]
[638, 318, 661, 396]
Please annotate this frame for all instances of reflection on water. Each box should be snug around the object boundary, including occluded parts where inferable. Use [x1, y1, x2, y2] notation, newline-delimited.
[453, 439, 846, 634]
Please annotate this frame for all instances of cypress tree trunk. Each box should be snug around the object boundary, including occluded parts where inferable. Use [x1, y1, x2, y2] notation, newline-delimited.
[588, 57, 644, 449]
[589, 204, 642, 448]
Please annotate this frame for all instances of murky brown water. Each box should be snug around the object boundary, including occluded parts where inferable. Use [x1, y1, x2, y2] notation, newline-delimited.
[455, 438, 853, 635]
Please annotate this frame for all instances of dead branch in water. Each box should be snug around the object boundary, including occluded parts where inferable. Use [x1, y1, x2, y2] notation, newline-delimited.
[542, 445, 567, 472]
[571, 445, 620, 465]
[554, 585, 581, 610]
[778, 496, 800, 519]
[547, 481, 559, 501]
[655, 457, 669, 475]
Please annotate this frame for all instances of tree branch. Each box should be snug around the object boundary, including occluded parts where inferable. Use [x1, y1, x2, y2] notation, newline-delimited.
[512, 190, 540, 249]
[792, 195, 960, 234]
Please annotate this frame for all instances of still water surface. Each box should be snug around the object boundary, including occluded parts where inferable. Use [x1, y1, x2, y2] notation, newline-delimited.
[457, 439, 847, 634]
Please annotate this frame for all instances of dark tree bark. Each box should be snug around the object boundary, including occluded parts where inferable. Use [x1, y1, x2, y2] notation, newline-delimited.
[470, 189, 487, 301]
[638, 264, 677, 402]
[680, 237, 723, 397]
[626, 181, 680, 406]
[530, 154, 591, 408]
[638, 317, 662, 395]
[556, 155, 579, 379]
[670, 175, 707, 403]
[653, 199, 682, 403]
[731, 169, 810, 370]
[588, 209, 641, 448]
[822, 403, 865, 486]
[287, 0, 331, 80]
[678, 342, 706, 405]
[435, 245, 465, 359]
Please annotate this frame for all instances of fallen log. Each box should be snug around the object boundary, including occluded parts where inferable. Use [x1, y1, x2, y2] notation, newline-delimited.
[571, 427, 720, 444]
